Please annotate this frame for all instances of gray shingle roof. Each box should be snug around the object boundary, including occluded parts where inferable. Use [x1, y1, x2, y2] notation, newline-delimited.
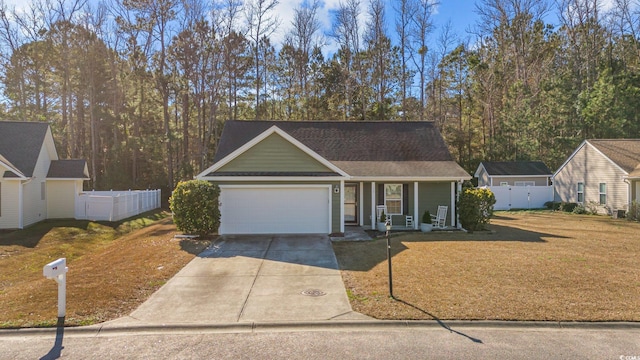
[588, 139, 640, 174]
[214, 120, 454, 162]
[0, 153, 24, 178]
[0, 121, 49, 177]
[480, 161, 552, 176]
[47, 160, 89, 179]
[211, 120, 471, 179]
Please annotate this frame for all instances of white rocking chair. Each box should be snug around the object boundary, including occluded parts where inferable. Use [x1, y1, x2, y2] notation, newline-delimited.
[430, 205, 448, 229]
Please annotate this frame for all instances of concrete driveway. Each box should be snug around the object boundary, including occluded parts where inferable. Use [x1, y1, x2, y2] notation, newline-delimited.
[118, 234, 369, 325]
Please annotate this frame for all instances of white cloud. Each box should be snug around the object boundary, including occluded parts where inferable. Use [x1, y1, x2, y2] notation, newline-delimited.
[270, 0, 364, 57]
[269, 0, 340, 55]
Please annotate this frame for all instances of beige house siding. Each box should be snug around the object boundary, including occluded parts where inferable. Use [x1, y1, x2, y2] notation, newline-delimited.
[217, 133, 332, 173]
[22, 143, 52, 227]
[554, 142, 629, 213]
[489, 176, 549, 186]
[0, 178, 20, 229]
[47, 180, 81, 219]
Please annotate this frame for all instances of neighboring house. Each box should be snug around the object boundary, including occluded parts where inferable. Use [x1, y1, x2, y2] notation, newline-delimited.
[553, 139, 640, 214]
[0, 121, 89, 229]
[196, 120, 471, 235]
[475, 161, 554, 210]
[475, 161, 552, 187]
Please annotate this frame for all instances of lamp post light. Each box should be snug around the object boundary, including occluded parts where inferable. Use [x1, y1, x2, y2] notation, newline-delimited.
[385, 219, 394, 298]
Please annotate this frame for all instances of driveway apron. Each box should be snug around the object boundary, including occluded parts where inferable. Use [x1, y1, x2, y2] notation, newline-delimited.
[127, 235, 364, 324]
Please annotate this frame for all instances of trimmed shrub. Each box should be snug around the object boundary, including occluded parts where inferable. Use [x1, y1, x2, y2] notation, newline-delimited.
[379, 210, 386, 223]
[422, 210, 432, 224]
[572, 204, 586, 214]
[544, 201, 561, 211]
[169, 180, 220, 236]
[628, 201, 640, 222]
[560, 202, 578, 213]
[585, 201, 600, 215]
[458, 187, 496, 231]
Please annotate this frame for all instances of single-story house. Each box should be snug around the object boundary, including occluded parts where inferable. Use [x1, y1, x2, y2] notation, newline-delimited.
[0, 121, 89, 229]
[553, 139, 640, 214]
[474, 161, 554, 210]
[196, 120, 471, 235]
[475, 161, 552, 187]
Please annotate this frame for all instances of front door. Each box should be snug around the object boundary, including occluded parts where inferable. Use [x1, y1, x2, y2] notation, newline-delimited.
[344, 183, 358, 224]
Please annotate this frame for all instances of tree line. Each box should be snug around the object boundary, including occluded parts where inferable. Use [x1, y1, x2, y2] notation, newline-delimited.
[0, 0, 638, 192]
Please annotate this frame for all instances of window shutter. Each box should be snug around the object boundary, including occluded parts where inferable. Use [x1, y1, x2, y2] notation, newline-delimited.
[377, 184, 384, 205]
[403, 184, 409, 214]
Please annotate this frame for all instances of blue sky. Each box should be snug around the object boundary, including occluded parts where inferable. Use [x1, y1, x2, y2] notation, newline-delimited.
[431, 0, 479, 38]
[3, 0, 480, 53]
[273, 0, 481, 54]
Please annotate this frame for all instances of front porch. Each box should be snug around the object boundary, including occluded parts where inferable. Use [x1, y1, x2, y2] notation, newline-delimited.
[332, 224, 460, 242]
[339, 180, 463, 233]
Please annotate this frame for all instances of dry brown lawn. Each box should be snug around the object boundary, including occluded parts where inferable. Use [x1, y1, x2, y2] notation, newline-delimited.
[333, 211, 640, 321]
[0, 212, 211, 328]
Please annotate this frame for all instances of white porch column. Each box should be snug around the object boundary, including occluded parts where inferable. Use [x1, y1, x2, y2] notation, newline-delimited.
[450, 182, 456, 228]
[340, 180, 345, 233]
[413, 182, 419, 229]
[18, 181, 24, 229]
[456, 181, 463, 229]
[359, 182, 364, 226]
[371, 181, 376, 230]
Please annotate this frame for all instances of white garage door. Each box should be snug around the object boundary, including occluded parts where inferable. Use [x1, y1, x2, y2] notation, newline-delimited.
[219, 185, 331, 235]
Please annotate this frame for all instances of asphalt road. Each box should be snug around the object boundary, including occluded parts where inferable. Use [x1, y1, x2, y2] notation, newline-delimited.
[2, 323, 639, 359]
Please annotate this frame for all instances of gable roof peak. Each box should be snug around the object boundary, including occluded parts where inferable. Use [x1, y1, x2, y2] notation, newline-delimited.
[0, 121, 51, 177]
[586, 139, 640, 173]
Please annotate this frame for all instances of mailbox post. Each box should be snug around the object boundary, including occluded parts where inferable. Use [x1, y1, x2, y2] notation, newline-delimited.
[43, 258, 68, 318]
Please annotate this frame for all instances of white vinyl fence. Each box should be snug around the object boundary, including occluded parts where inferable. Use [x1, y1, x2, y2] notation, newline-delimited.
[75, 189, 161, 222]
[484, 186, 553, 211]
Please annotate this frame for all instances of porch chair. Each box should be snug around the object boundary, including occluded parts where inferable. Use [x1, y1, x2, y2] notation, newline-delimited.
[376, 205, 387, 222]
[405, 215, 414, 228]
[430, 205, 448, 229]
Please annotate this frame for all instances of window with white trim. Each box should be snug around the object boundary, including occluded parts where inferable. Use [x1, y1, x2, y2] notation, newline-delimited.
[384, 184, 402, 215]
[599, 183, 607, 205]
[577, 182, 584, 203]
[41, 182, 46, 201]
[514, 181, 535, 186]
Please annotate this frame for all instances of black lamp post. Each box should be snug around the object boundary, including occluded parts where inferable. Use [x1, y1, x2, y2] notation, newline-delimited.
[385, 219, 394, 298]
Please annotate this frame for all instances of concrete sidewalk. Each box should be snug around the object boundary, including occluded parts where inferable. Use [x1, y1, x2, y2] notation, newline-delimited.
[107, 234, 369, 327]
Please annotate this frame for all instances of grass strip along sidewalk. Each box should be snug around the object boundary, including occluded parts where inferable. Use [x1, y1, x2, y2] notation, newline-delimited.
[334, 211, 640, 322]
[0, 211, 212, 328]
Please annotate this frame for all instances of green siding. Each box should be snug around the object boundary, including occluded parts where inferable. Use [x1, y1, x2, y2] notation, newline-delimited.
[217, 133, 332, 173]
[331, 185, 340, 233]
[362, 182, 372, 226]
[360, 182, 452, 227]
[418, 182, 452, 226]
[213, 180, 341, 233]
